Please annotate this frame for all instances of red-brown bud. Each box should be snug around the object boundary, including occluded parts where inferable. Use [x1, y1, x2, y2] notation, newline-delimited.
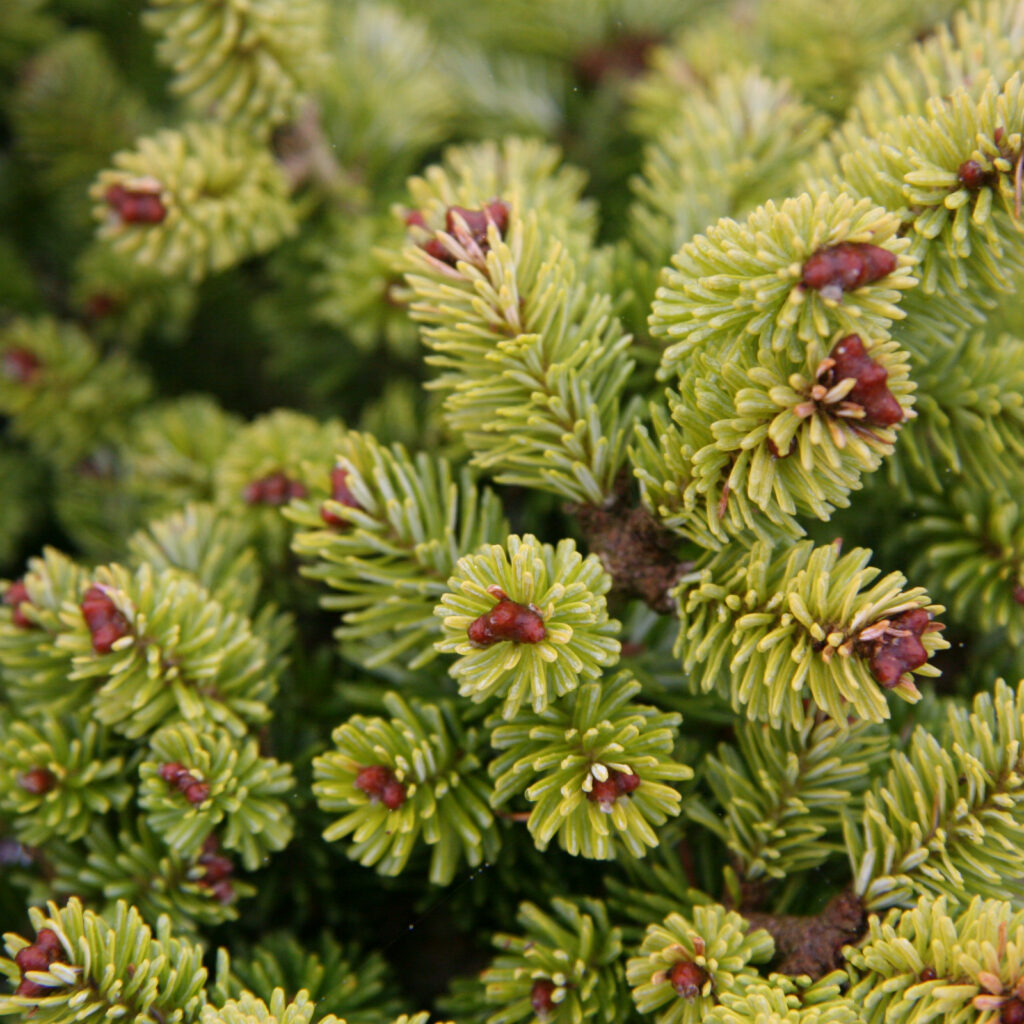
[957, 160, 988, 189]
[467, 598, 546, 646]
[380, 778, 407, 810]
[14, 979, 51, 998]
[1002, 999, 1024, 1024]
[321, 466, 361, 527]
[417, 200, 509, 266]
[586, 769, 642, 808]
[245, 471, 308, 506]
[209, 879, 235, 904]
[89, 622, 125, 655]
[183, 781, 211, 805]
[2, 348, 41, 383]
[18, 768, 56, 796]
[354, 765, 406, 809]
[14, 946, 51, 974]
[198, 838, 234, 884]
[201, 854, 234, 883]
[668, 960, 707, 998]
[105, 183, 166, 225]
[587, 777, 620, 806]
[827, 334, 903, 426]
[801, 243, 897, 296]
[80, 585, 130, 654]
[445, 201, 510, 247]
[864, 608, 933, 688]
[159, 762, 187, 783]
[530, 979, 557, 1017]
[616, 771, 641, 794]
[4, 580, 35, 629]
[34, 931, 61, 961]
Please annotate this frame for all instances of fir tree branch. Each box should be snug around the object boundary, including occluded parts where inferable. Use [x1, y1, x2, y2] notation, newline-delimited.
[570, 471, 692, 613]
[742, 890, 866, 979]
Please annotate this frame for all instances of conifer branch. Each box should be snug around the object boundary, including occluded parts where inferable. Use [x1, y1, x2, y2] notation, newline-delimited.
[143, 0, 327, 129]
[90, 123, 297, 282]
[570, 473, 692, 613]
[742, 890, 867, 979]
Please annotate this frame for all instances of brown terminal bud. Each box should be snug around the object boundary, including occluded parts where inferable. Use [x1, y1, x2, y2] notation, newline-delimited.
[4, 580, 36, 629]
[34, 931, 61, 961]
[18, 768, 56, 795]
[863, 608, 933, 688]
[2, 348, 41, 383]
[105, 182, 166, 225]
[826, 334, 903, 426]
[244, 471, 307, 506]
[80, 585, 131, 654]
[183, 781, 211, 805]
[14, 946, 51, 974]
[801, 242, 897, 298]
[1002, 999, 1024, 1024]
[467, 598, 546, 646]
[668, 960, 707, 999]
[530, 979, 557, 1017]
[354, 765, 406, 809]
[957, 160, 988, 189]
[321, 466, 361, 527]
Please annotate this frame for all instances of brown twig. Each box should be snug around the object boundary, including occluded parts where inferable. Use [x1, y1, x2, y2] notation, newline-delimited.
[742, 889, 867, 978]
[570, 474, 692, 613]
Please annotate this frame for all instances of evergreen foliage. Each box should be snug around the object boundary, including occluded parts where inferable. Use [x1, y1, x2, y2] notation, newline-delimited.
[488, 673, 692, 858]
[144, 0, 328, 129]
[479, 898, 629, 1024]
[2, 1, 1024, 1023]
[0, 898, 207, 1023]
[313, 692, 498, 885]
[686, 711, 890, 881]
[139, 722, 294, 869]
[289, 431, 508, 670]
[0, 317, 151, 467]
[90, 123, 297, 281]
[435, 535, 620, 716]
[673, 539, 947, 725]
[221, 932, 403, 1024]
[625, 905, 775, 1024]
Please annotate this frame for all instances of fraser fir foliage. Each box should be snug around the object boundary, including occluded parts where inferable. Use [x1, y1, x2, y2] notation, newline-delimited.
[0, 714, 130, 845]
[221, 932, 404, 1024]
[139, 722, 295, 869]
[845, 894, 1024, 1024]
[673, 539, 947, 726]
[625, 905, 775, 1024]
[0, 898, 207, 1023]
[686, 711, 891, 881]
[143, 0, 328, 130]
[90, 123, 297, 281]
[0, 317, 151, 467]
[3, 1, 1024, 1023]
[480, 898, 629, 1024]
[435, 535, 620, 717]
[629, 67, 831, 278]
[289, 430, 508, 670]
[312, 692, 498, 885]
[59, 562, 277, 740]
[488, 673, 692, 859]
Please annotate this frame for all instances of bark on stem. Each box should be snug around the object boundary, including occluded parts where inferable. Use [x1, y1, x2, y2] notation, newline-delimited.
[570, 476, 691, 613]
[743, 889, 867, 978]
